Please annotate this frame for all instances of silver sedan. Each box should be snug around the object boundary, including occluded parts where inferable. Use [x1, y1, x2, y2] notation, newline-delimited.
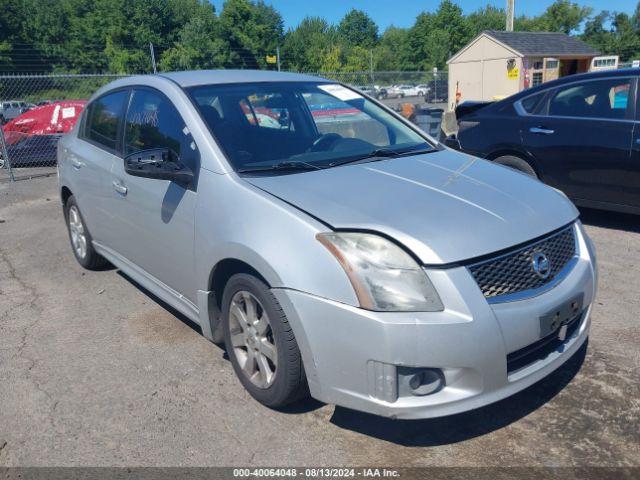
[57, 70, 597, 419]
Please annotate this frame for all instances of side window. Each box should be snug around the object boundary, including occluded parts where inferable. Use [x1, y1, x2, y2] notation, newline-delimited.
[520, 91, 546, 114]
[84, 90, 128, 151]
[548, 78, 631, 120]
[124, 89, 198, 170]
[302, 91, 390, 146]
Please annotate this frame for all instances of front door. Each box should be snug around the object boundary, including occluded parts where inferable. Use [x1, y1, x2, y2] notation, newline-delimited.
[104, 87, 200, 303]
[520, 76, 637, 208]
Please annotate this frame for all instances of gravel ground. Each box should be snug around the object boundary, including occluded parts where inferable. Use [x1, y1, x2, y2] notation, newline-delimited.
[0, 175, 638, 467]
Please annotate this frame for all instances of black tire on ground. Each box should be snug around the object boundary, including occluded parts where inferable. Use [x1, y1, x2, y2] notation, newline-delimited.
[493, 155, 538, 178]
[222, 273, 308, 408]
[64, 195, 109, 270]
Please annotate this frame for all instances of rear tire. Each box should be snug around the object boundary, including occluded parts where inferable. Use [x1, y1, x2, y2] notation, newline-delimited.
[222, 273, 308, 408]
[64, 195, 109, 270]
[493, 155, 538, 178]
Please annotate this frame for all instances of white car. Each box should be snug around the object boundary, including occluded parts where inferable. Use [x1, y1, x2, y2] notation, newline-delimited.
[416, 84, 431, 96]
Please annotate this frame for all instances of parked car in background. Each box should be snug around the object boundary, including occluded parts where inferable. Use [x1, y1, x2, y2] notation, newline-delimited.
[0, 101, 30, 124]
[449, 69, 639, 214]
[425, 80, 448, 103]
[0, 134, 62, 168]
[353, 85, 386, 99]
[416, 84, 431, 96]
[58, 70, 596, 419]
[388, 84, 422, 98]
[1, 100, 86, 168]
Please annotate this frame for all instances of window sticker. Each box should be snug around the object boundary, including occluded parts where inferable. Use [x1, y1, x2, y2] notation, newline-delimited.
[318, 84, 362, 102]
[61, 107, 76, 119]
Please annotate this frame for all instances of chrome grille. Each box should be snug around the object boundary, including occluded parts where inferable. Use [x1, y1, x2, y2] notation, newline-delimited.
[468, 225, 577, 300]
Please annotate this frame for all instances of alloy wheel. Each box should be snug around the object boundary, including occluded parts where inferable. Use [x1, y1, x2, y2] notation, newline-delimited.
[228, 291, 277, 388]
[68, 205, 87, 259]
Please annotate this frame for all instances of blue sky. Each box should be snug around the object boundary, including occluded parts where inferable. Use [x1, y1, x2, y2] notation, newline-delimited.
[210, 0, 636, 30]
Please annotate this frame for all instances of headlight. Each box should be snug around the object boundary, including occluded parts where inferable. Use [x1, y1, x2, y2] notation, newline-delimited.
[317, 232, 443, 312]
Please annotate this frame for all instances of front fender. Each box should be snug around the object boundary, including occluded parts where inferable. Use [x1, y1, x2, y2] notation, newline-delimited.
[194, 169, 357, 305]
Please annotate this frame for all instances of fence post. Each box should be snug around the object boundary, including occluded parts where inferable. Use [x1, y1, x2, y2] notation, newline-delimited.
[0, 125, 14, 182]
[150, 42, 158, 73]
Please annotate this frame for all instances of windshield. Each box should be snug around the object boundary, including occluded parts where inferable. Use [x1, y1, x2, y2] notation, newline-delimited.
[187, 81, 432, 173]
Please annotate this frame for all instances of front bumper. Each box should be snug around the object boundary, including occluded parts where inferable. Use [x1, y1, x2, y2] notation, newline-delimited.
[273, 223, 597, 419]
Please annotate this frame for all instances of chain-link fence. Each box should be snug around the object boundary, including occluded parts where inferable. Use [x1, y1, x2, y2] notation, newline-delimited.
[0, 74, 126, 181]
[0, 71, 447, 182]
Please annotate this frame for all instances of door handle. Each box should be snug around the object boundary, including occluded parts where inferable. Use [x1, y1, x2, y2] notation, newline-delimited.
[70, 156, 84, 169]
[112, 180, 128, 196]
[530, 126, 555, 135]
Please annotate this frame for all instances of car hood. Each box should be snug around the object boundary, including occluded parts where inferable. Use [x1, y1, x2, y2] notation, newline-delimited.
[245, 151, 578, 264]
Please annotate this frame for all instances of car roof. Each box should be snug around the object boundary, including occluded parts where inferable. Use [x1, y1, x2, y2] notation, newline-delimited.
[157, 69, 330, 87]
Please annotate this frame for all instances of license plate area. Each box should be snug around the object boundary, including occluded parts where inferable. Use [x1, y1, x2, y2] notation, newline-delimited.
[539, 294, 583, 339]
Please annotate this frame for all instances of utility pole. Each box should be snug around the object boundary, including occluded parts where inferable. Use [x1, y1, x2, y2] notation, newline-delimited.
[369, 49, 374, 86]
[150, 42, 158, 73]
[276, 45, 281, 72]
[506, 0, 514, 31]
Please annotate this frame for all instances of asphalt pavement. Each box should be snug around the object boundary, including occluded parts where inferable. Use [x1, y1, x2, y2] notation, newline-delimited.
[0, 176, 638, 467]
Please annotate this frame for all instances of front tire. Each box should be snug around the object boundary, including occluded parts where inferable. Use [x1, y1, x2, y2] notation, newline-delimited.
[222, 273, 308, 408]
[493, 155, 538, 178]
[64, 195, 108, 270]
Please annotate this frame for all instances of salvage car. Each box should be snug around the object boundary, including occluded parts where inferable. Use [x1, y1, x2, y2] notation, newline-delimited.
[58, 70, 597, 419]
[449, 69, 639, 215]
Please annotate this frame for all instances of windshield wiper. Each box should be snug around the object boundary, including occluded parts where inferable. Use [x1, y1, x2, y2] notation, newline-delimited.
[329, 145, 435, 168]
[237, 160, 322, 173]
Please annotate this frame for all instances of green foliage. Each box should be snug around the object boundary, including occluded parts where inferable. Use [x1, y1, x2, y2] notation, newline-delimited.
[337, 9, 378, 48]
[581, 9, 640, 61]
[0, 0, 639, 74]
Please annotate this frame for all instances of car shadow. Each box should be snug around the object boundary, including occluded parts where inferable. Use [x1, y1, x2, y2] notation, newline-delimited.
[117, 271, 203, 336]
[579, 207, 640, 233]
[329, 341, 588, 447]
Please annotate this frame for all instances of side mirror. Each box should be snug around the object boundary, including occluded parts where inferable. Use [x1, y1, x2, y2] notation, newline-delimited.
[124, 148, 194, 186]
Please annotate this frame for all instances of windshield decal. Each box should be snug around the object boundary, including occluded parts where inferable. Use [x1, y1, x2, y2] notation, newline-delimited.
[318, 84, 362, 102]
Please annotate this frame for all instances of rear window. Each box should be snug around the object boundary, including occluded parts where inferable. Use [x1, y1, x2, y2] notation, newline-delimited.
[83, 90, 129, 151]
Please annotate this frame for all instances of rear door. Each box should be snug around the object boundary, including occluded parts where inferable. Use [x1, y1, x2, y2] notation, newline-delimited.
[519, 76, 636, 207]
[104, 87, 199, 303]
[67, 89, 129, 243]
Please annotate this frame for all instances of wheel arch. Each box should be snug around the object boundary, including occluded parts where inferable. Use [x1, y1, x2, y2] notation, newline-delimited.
[61, 185, 73, 206]
[202, 253, 282, 343]
[486, 149, 542, 177]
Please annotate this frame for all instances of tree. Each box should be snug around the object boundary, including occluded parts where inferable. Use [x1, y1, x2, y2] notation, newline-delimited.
[533, 0, 592, 34]
[159, 4, 227, 71]
[374, 27, 412, 71]
[337, 9, 378, 48]
[218, 0, 284, 69]
[409, 1, 470, 70]
[466, 6, 506, 36]
[581, 11, 614, 54]
[282, 17, 336, 72]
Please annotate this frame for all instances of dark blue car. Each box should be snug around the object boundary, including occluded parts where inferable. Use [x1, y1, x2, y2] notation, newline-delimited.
[450, 69, 640, 215]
